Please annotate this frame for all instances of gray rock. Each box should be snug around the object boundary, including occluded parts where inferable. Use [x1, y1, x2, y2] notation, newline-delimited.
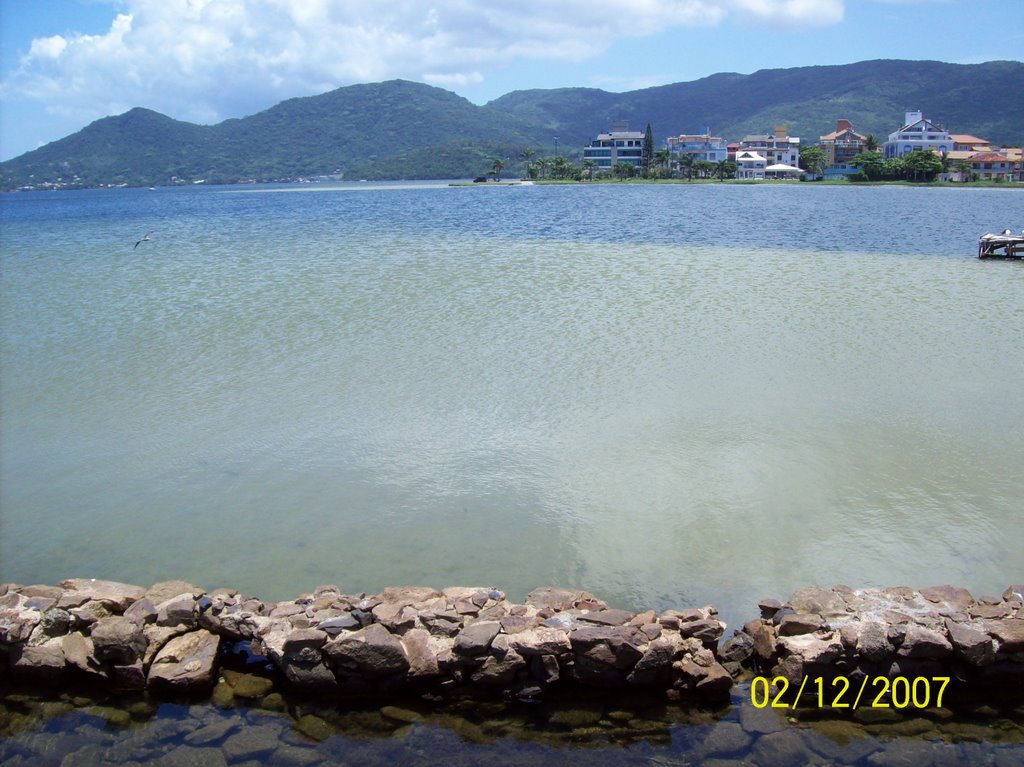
[569, 626, 643, 670]
[183, 716, 242, 746]
[57, 579, 146, 612]
[10, 643, 65, 683]
[221, 724, 282, 761]
[626, 637, 675, 686]
[945, 619, 995, 666]
[145, 581, 204, 605]
[454, 620, 501, 657]
[856, 621, 893, 662]
[778, 613, 824, 636]
[701, 721, 752, 757]
[323, 622, 409, 677]
[787, 587, 850, 619]
[91, 615, 147, 663]
[752, 728, 811, 767]
[61, 632, 106, 679]
[508, 627, 572, 656]
[155, 594, 198, 628]
[124, 598, 157, 626]
[400, 628, 439, 678]
[577, 608, 636, 626]
[147, 629, 220, 691]
[988, 619, 1024, 653]
[316, 613, 360, 634]
[524, 587, 605, 612]
[897, 624, 952, 659]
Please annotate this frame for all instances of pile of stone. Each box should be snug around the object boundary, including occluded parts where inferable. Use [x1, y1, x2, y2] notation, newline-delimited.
[0, 580, 730, 699]
[728, 584, 1024, 689]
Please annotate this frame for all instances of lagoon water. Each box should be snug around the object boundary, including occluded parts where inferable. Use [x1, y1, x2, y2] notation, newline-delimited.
[1, 181, 1022, 632]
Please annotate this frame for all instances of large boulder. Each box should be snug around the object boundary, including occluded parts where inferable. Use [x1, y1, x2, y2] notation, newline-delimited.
[57, 579, 146, 612]
[90, 616, 147, 664]
[323, 623, 409, 678]
[147, 629, 220, 691]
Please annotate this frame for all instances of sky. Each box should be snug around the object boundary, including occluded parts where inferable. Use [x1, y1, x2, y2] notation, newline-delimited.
[1, 0, 1022, 160]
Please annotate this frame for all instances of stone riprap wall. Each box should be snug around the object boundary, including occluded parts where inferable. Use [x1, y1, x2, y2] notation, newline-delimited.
[0, 581, 730, 699]
[727, 585, 1024, 691]
[4, 580, 1023, 703]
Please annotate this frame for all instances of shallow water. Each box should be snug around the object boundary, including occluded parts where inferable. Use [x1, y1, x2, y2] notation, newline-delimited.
[2, 182, 1023, 635]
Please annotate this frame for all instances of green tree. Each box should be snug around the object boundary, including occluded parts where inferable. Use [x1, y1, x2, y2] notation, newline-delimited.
[864, 134, 879, 152]
[535, 158, 549, 179]
[490, 158, 505, 180]
[799, 146, 827, 177]
[678, 154, 695, 181]
[902, 150, 942, 181]
[849, 151, 885, 180]
[694, 160, 716, 179]
[654, 148, 671, 172]
[520, 148, 535, 179]
[642, 123, 654, 177]
[716, 159, 736, 180]
[954, 160, 972, 182]
[582, 159, 596, 180]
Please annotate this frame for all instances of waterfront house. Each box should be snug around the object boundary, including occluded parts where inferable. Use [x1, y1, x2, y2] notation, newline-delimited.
[738, 125, 800, 168]
[666, 129, 728, 165]
[950, 134, 992, 152]
[583, 122, 645, 171]
[883, 111, 952, 158]
[735, 150, 767, 180]
[963, 150, 1021, 182]
[819, 119, 867, 179]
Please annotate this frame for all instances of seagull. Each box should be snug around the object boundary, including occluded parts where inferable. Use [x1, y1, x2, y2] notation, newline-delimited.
[134, 232, 153, 249]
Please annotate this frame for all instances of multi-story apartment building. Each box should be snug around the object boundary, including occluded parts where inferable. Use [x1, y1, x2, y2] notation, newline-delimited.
[738, 125, 801, 167]
[883, 111, 952, 158]
[666, 129, 728, 164]
[819, 118, 867, 178]
[582, 122, 645, 170]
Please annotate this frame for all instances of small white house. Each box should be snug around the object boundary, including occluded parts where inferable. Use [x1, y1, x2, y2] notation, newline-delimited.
[735, 151, 767, 180]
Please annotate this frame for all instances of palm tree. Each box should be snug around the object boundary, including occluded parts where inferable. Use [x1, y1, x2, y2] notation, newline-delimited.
[491, 158, 505, 181]
[582, 159, 596, 180]
[654, 148, 671, 175]
[520, 148, 535, 179]
[716, 159, 735, 180]
[864, 134, 879, 152]
[678, 154, 695, 181]
[536, 158, 549, 180]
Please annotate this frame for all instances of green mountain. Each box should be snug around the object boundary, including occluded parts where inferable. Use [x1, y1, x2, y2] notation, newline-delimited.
[3, 60, 1022, 189]
[485, 59, 1024, 152]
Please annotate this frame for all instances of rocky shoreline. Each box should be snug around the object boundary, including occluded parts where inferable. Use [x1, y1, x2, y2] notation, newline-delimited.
[1, 581, 1022, 703]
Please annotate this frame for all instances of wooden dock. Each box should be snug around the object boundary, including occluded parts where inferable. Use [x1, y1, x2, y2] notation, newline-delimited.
[978, 231, 1024, 259]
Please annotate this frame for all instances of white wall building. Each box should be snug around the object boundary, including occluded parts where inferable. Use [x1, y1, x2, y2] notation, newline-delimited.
[738, 125, 800, 168]
[883, 110, 952, 159]
[666, 129, 728, 164]
[583, 122, 645, 170]
[735, 150, 767, 180]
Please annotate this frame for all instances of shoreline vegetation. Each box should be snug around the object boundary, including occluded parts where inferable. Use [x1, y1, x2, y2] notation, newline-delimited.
[450, 177, 1022, 189]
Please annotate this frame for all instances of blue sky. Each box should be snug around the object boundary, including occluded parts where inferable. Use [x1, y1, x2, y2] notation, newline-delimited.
[2, 0, 1022, 160]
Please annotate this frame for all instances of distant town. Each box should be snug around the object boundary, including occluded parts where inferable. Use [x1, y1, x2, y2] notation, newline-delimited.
[518, 111, 1022, 184]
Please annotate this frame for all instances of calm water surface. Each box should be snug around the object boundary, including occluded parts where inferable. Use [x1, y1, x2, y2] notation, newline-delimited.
[2, 182, 1022, 631]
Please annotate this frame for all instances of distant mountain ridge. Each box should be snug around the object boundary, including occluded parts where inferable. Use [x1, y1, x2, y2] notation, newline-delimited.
[3, 59, 1022, 188]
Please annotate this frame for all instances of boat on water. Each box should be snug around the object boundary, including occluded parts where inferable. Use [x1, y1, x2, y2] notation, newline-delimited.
[978, 230, 1024, 259]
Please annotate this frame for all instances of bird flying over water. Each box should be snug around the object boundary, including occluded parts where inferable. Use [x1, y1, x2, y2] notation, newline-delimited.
[134, 232, 152, 249]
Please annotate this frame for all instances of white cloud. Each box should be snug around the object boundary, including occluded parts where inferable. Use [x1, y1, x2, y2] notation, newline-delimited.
[3, 0, 847, 131]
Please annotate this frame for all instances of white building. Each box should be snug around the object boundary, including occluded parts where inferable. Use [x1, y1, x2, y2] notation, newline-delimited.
[735, 150, 767, 180]
[883, 110, 952, 159]
[738, 125, 800, 168]
[582, 122, 645, 170]
[666, 129, 728, 164]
